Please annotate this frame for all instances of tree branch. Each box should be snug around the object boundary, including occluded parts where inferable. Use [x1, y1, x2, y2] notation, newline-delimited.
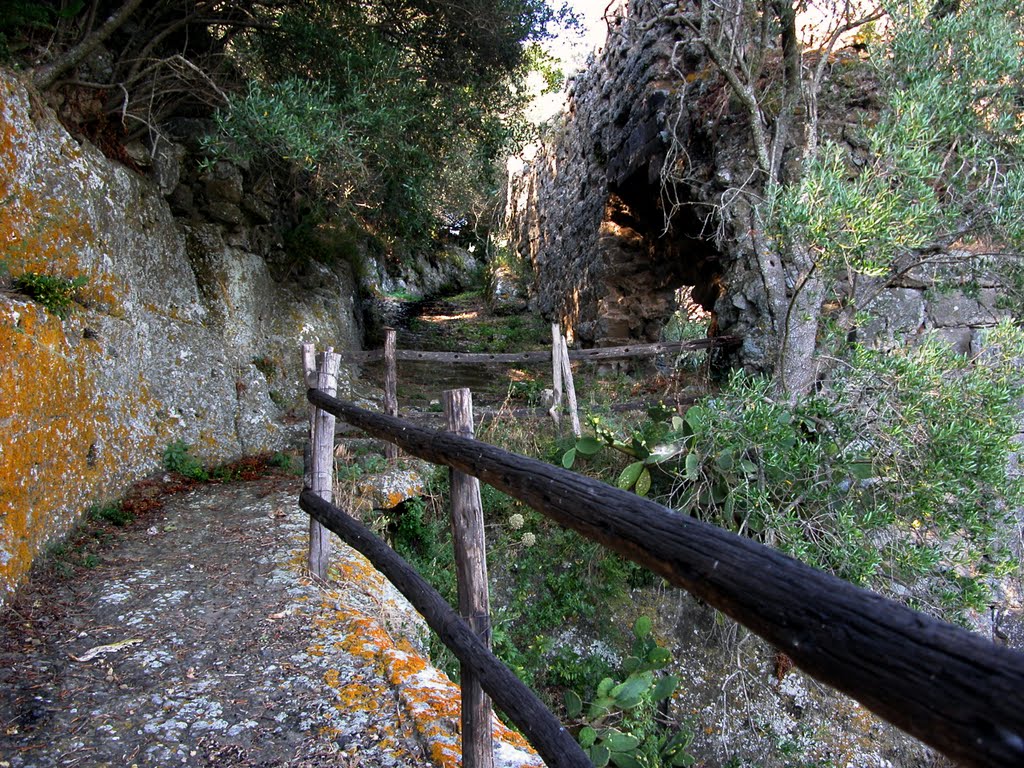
[31, 0, 148, 91]
[680, 13, 773, 174]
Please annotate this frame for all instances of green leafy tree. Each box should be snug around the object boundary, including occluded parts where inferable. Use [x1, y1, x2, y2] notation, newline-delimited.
[668, 0, 1024, 397]
[6, 0, 577, 244]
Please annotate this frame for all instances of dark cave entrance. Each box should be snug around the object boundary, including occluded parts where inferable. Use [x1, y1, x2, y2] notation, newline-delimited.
[594, 171, 723, 345]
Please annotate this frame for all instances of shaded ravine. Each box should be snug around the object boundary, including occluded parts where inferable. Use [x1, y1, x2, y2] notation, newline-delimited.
[0, 474, 540, 767]
[360, 295, 552, 412]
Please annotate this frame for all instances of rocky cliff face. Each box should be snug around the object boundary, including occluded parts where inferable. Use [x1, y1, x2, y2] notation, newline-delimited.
[0, 69, 361, 602]
[506, 0, 1007, 359]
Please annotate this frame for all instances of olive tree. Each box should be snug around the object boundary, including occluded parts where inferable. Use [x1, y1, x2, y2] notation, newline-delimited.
[670, 0, 1024, 397]
[6, 0, 576, 243]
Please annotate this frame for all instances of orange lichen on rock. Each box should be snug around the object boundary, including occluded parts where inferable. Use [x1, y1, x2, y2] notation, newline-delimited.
[0, 71, 154, 600]
[301, 540, 544, 768]
[0, 299, 146, 598]
[354, 467, 424, 513]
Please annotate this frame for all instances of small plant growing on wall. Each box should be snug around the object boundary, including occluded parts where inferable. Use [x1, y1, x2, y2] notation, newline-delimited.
[162, 440, 209, 481]
[12, 271, 88, 319]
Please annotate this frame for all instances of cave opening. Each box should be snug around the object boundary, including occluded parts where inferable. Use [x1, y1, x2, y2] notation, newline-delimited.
[598, 170, 723, 346]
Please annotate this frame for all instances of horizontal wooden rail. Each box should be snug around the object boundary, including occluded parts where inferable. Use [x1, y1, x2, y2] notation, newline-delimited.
[335, 336, 738, 364]
[307, 388, 1024, 768]
[563, 336, 736, 362]
[298, 489, 591, 768]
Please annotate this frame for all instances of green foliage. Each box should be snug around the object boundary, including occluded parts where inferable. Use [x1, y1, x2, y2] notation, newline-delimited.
[335, 454, 389, 483]
[6, 0, 574, 247]
[268, 451, 298, 473]
[162, 441, 209, 481]
[776, 140, 943, 276]
[214, 0, 573, 244]
[599, 324, 1024, 623]
[662, 306, 710, 345]
[383, 468, 649, 699]
[565, 617, 694, 768]
[202, 77, 365, 190]
[463, 314, 550, 353]
[523, 42, 566, 94]
[0, 0, 65, 59]
[89, 502, 133, 527]
[562, 407, 683, 496]
[12, 272, 88, 319]
[508, 377, 547, 407]
[779, 0, 1024, 281]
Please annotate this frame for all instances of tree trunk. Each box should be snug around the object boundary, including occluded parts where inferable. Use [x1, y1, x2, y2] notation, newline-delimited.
[752, 220, 824, 401]
[778, 269, 825, 401]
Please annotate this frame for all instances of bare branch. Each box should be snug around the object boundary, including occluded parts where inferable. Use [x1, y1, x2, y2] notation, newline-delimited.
[31, 0, 147, 91]
[680, 13, 773, 174]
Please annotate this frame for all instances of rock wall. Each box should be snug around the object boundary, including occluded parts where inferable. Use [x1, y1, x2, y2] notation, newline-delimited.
[505, 0, 1007, 357]
[0, 69, 361, 603]
[506, 0, 723, 346]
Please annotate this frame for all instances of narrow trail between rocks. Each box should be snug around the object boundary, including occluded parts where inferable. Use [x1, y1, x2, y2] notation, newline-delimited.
[1, 293, 559, 768]
[0, 473, 540, 768]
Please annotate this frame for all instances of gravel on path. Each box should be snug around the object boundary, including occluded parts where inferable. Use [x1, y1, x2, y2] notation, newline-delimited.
[0, 472, 541, 768]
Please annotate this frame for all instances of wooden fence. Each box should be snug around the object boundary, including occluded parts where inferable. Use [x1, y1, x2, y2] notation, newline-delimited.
[338, 326, 738, 437]
[299, 352, 1024, 768]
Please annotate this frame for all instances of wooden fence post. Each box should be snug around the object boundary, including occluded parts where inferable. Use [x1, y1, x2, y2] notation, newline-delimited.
[303, 345, 340, 580]
[559, 332, 581, 437]
[444, 388, 494, 768]
[550, 322, 563, 429]
[384, 327, 399, 460]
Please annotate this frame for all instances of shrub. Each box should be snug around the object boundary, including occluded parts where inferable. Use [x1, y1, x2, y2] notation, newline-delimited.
[89, 501, 133, 527]
[564, 617, 694, 768]
[202, 77, 365, 183]
[12, 272, 88, 319]
[162, 440, 209, 481]
[568, 323, 1024, 625]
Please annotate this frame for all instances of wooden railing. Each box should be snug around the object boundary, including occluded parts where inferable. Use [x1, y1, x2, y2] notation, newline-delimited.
[335, 333, 734, 365]
[299, 359, 1024, 768]
[338, 325, 739, 436]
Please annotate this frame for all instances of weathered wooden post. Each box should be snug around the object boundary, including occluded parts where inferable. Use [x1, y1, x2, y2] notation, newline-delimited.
[559, 332, 581, 438]
[444, 388, 494, 768]
[549, 322, 564, 429]
[303, 344, 340, 580]
[383, 327, 399, 460]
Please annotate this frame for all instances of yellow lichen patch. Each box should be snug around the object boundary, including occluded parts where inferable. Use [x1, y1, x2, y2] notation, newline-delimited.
[0, 72, 157, 600]
[296, 539, 544, 768]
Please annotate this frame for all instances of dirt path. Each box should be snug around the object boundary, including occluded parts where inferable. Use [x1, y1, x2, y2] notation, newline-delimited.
[0, 472, 433, 767]
[0, 291, 559, 768]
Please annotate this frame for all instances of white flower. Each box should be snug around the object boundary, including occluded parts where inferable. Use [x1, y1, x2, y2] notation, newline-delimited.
[521, 532, 536, 547]
[508, 513, 525, 530]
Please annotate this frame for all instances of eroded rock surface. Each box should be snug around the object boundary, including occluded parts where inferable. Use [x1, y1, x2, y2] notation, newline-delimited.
[0, 68, 361, 601]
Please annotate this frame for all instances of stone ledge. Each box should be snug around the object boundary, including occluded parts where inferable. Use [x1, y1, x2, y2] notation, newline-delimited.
[303, 531, 544, 768]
